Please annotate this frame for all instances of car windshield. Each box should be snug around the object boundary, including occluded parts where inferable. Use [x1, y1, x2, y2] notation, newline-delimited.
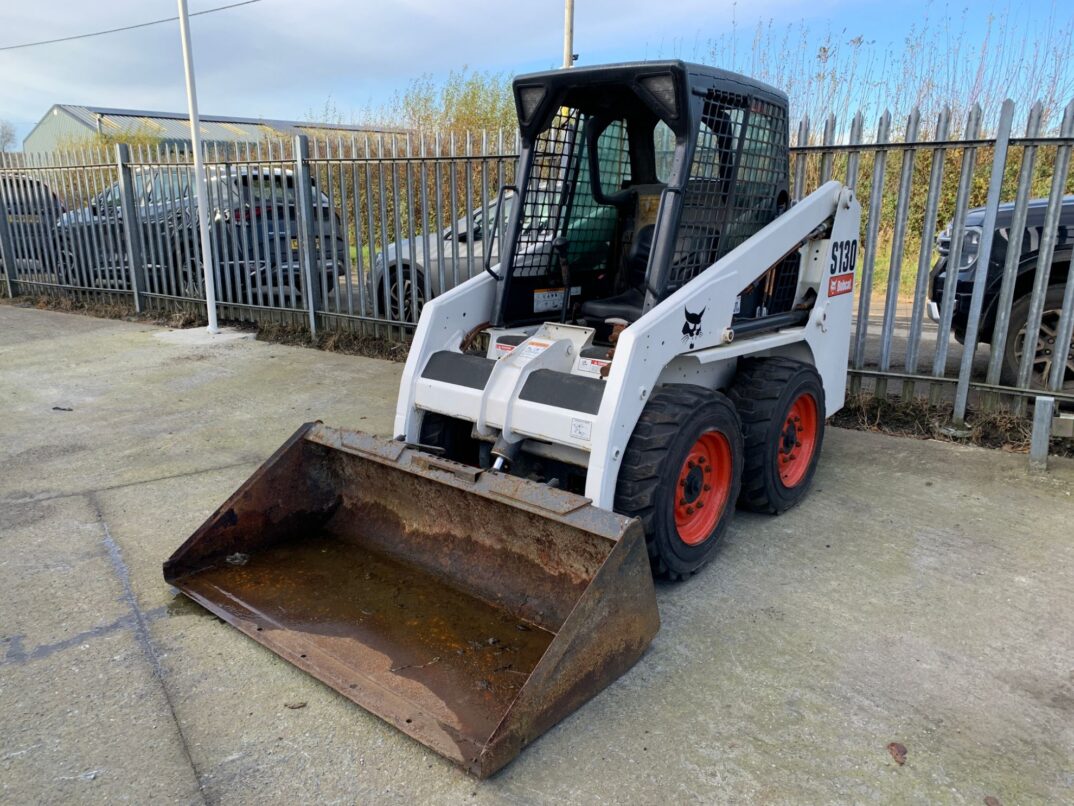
[236, 172, 328, 206]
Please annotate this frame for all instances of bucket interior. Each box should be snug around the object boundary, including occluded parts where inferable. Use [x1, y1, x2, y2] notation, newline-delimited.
[166, 430, 624, 767]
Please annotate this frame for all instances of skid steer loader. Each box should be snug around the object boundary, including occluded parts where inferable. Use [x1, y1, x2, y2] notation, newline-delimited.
[164, 61, 861, 778]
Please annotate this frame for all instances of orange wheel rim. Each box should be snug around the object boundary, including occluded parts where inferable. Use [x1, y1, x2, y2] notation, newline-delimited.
[674, 431, 733, 546]
[778, 392, 818, 488]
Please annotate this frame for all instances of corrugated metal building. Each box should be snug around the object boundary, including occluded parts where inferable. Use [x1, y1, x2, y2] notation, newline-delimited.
[22, 104, 399, 152]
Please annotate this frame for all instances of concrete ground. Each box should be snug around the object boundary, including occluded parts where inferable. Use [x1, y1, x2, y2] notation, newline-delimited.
[2, 305, 1073, 805]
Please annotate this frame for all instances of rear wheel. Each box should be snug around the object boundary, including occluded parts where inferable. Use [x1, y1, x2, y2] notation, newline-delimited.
[729, 358, 825, 514]
[615, 385, 743, 581]
[379, 267, 426, 323]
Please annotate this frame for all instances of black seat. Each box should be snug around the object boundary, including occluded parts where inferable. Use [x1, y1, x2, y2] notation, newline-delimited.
[579, 224, 653, 323]
[579, 286, 645, 322]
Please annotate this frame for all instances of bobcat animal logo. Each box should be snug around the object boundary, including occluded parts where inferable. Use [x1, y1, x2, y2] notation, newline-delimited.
[682, 306, 705, 341]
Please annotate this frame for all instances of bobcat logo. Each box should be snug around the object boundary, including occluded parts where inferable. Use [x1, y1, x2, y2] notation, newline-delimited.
[682, 306, 705, 341]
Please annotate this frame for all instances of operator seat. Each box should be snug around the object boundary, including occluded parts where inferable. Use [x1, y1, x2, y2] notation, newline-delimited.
[578, 183, 665, 324]
[577, 225, 652, 322]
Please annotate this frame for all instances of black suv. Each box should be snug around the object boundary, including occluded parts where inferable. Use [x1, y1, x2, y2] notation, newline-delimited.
[54, 166, 344, 302]
[929, 196, 1073, 385]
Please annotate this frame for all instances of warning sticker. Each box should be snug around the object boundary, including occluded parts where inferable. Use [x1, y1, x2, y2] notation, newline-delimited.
[577, 356, 609, 375]
[494, 341, 515, 355]
[533, 286, 582, 313]
[570, 418, 593, 441]
[534, 288, 565, 313]
[829, 273, 854, 297]
[518, 339, 552, 362]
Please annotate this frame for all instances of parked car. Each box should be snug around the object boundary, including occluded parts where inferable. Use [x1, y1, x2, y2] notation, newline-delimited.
[371, 192, 516, 322]
[372, 184, 622, 322]
[929, 195, 1073, 385]
[54, 166, 344, 303]
[0, 175, 65, 272]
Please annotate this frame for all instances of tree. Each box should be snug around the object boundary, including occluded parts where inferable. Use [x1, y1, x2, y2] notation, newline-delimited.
[0, 120, 16, 152]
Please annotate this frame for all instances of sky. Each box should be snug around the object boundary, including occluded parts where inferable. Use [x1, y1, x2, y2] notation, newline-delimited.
[0, 0, 1067, 145]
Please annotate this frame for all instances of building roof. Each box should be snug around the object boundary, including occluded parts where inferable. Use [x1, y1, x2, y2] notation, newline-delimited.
[24, 104, 401, 150]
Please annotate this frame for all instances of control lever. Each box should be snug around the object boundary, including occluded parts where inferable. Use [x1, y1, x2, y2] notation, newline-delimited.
[552, 236, 571, 322]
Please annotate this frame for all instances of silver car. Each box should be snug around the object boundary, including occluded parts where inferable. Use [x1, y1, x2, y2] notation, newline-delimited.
[371, 192, 516, 322]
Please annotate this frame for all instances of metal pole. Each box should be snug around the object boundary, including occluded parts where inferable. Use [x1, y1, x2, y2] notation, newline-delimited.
[115, 143, 146, 313]
[177, 0, 219, 334]
[563, 0, 575, 68]
[951, 99, 1014, 425]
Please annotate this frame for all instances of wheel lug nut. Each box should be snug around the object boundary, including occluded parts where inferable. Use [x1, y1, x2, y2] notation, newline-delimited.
[703, 484, 711, 491]
[696, 501, 704, 509]
[703, 466, 711, 473]
[686, 506, 694, 515]
[679, 498, 688, 506]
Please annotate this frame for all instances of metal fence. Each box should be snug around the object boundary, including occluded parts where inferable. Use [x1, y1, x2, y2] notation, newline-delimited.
[2, 98, 1073, 415]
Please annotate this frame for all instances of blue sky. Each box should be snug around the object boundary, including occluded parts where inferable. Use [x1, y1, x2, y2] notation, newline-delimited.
[0, 0, 1069, 144]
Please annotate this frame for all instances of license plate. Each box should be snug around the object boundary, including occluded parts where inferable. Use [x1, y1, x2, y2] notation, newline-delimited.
[290, 237, 320, 251]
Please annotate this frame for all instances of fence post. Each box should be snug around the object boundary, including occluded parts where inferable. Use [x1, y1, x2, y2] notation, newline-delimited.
[793, 116, 809, 199]
[849, 109, 892, 396]
[903, 107, 952, 401]
[1043, 100, 1074, 393]
[0, 157, 18, 298]
[876, 108, 922, 400]
[115, 143, 145, 313]
[1013, 101, 1074, 392]
[930, 104, 983, 400]
[984, 102, 1043, 401]
[293, 134, 319, 337]
[844, 111, 864, 190]
[1029, 396, 1054, 472]
[950, 100, 1015, 426]
[819, 113, 836, 183]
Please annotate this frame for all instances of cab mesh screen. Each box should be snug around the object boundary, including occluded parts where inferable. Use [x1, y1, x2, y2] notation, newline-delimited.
[666, 92, 787, 292]
[510, 109, 623, 280]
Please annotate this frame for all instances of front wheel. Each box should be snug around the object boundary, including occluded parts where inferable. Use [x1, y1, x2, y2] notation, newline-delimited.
[1001, 285, 1073, 388]
[729, 358, 826, 514]
[615, 385, 743, 581]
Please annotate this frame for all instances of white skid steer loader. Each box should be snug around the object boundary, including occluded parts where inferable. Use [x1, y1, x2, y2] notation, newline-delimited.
[165, 61, 861, 778]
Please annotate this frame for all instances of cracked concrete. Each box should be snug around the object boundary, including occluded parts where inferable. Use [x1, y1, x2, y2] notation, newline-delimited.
[1, 305, 1073, 804]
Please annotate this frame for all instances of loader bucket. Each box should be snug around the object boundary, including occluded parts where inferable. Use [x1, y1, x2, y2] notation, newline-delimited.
[163, 423, 659, 778]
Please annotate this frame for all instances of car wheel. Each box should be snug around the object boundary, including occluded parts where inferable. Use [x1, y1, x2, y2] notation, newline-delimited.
[1001, 285, 1073, 388]
[379, 266, 426, 323]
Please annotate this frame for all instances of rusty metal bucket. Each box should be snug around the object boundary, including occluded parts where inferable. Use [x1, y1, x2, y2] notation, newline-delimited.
[163, 422, 659, 778]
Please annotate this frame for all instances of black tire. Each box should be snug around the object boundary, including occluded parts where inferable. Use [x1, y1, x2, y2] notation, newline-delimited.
[379, 266, 426, 323]
[729, 358, 826, 514]
[615, 385, 743, 581]
[1001, 285, 1072, 388]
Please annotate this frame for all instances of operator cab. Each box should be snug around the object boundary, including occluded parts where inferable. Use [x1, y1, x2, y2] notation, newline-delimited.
[490, 61, 793, 341]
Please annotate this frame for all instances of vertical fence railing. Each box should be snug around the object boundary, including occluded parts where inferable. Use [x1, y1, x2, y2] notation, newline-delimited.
[2, 101, 1073, 413]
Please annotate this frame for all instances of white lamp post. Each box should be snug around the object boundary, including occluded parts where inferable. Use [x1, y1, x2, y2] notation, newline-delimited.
[177, 0, 220, 334]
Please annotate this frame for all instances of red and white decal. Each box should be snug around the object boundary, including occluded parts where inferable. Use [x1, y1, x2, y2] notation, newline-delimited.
[829, 273, 854, 296]
[578, 356, 610, 375]
[494, 341, 515, 354]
